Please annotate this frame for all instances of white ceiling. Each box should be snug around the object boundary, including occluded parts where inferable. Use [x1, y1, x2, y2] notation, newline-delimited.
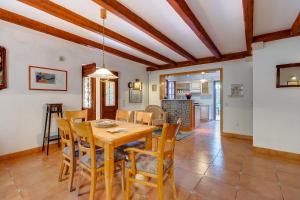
[0, 0, 299, 66]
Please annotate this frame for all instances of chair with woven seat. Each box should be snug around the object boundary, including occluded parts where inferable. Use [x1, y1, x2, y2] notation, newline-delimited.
[145, 105, 167, 127]
[125, 122, 180, 200]
[55, 117, 78, 192]
[121, 111, 153, 151]
[73, 121, 125, 200]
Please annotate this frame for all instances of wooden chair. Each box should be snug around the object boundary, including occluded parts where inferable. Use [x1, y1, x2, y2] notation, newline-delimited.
[121, 111, 153, 150]
[134, 111, 153, 125]
[73, 121, 125, 200]
[55, 116, 78, 192]
[65, 110, 88, 123]
[116, 110, 132, 122]
[125, 122, 180, 200]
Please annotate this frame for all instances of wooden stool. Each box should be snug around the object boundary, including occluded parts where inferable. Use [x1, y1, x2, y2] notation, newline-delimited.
[42, 103, 63, 155]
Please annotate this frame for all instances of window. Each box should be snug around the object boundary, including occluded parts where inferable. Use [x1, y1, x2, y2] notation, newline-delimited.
[105, 81, 115, 106]
[83, 77, 92, 108]
[167, 81, 175, 99]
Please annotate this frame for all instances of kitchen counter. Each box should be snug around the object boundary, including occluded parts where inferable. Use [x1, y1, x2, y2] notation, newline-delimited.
[161, 99, 195, 131]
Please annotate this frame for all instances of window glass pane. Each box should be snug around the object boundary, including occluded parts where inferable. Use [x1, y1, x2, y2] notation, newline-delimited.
[105, 81, 115, 106]
[83, 77, 91, 108]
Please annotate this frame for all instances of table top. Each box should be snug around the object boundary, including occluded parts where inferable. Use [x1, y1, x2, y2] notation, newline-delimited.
[91, 121, 156, 145]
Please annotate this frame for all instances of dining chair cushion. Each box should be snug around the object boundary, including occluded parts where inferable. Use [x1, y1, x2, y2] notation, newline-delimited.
[63, 144, 79, 157]
[121, 141, 146, 150]
[80, 150, 125, 169]
[80, 140, 103, 151]
[126, 154, 172, 174]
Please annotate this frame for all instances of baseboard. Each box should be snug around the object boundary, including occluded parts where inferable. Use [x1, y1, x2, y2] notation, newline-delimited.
[0, 143, 59, 161]
[253, 146, 300, 161]
[222, 132, 253, 141]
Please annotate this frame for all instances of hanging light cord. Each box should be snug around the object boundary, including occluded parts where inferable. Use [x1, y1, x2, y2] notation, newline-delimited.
[102, 16, 105, 68]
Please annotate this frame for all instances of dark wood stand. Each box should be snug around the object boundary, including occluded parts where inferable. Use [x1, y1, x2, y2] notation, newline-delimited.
[42, 103, 63, 155]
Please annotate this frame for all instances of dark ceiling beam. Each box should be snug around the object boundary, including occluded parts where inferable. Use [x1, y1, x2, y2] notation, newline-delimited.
[92, 0, 197, 62]
[19, 0, 175, 65]
[167, 0, 221, 58]
[242, 0, 254, 53]
[291, 12, 300, 36]
[147, 51, 249, 71]
[253, 29, 299, 43]
[0, 8, 159, 69]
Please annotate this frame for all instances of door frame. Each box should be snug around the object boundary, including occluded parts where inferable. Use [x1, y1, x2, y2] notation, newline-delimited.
[81, 63, 96, 120]
[159, 68, 223, 133]
[100, 71, 119, 119]
[213, 80, 221, 121]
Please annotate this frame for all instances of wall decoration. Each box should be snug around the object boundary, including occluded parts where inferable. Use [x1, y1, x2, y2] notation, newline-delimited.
[0, 46, 7, 90]
[229, 84, 244, 97]
[29, 66, 67, 91]
[152, 84, 157, 92]
[276, 63, 300, 88]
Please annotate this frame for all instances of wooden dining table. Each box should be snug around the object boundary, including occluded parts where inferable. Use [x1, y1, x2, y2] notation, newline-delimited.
[90, 121, 157, 200]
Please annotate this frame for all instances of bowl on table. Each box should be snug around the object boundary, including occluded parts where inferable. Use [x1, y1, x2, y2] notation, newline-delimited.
[94, 119, 118, 128]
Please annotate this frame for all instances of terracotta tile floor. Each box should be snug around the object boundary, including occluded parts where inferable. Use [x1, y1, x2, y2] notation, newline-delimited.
[1, 121, 300, 200]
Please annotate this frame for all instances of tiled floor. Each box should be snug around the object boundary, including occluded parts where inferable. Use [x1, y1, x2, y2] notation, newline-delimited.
[1, 121, 300, 200]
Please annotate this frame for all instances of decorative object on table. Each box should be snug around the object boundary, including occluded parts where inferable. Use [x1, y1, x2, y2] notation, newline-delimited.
[229, 84, 244, 97]
[152, 84, 157, 92]
[88, 8, 118, 80]
[29, 66, 67, 91]
[95, 119, 118, 128]
[42, 103, 63, 155]
[185, 92, 192, 99]
[129, 79, 143, 103]
[106, 127, 128, 133]
[276, 62, 300, 88]
[0, 46, 7, 90]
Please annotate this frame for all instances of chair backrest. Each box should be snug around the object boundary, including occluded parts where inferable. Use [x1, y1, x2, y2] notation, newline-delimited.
[65, 110, 88, 123]
[116, 110, 132, 122]
[157, 121, 181, 161]
[73, 121, 97, 170]
[145, 105, 164, 120]
[134, 111, 153, 125]
[55, 117, 75, 152]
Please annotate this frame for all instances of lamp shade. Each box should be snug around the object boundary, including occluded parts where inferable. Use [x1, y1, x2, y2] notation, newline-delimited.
[88, 67, 118, 79]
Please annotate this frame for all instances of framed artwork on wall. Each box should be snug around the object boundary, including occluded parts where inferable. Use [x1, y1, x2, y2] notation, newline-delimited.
[29, 66, 67, 91]
[0, 46, 7, 90]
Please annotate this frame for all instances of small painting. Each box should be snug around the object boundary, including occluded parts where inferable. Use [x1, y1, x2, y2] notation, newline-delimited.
[230, 84, 244, 97]
[35, 72, 56, 84]
[152, 84, 157, 92]
[29, 66, 67, 91]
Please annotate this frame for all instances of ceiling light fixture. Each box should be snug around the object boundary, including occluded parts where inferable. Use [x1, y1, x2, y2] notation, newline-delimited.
[89, 9, 118, 80]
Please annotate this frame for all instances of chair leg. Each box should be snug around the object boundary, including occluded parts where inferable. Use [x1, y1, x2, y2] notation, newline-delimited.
[77, 167, 82, 196]
[125, 170, 131, 200]
[58, 157, 65, 182]
[121, 161, 125, 192]
[169, 167, 177, 200]
[64, 165, 70, 175]
[89, 170, 96, 200]
[157, 178, 164, 200]
[68, 160, 75, 192]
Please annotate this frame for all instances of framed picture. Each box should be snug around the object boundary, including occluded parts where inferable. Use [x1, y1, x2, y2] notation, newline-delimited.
[287, 81, 299, 86]
[152, 84, 157, 92]
[0, 46, 7, 90]
[230, 84, 244, 97]
[29, 66, 67, 91]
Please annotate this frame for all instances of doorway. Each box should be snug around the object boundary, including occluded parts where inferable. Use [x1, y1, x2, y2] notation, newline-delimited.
[100, 71, 119, 119]
[159, 68, 223, 135]
[82, 64, 119, 120]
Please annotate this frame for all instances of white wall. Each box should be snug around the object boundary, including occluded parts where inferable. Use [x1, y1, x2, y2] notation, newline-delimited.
[253, 36, 300, 154]
[0, 21, 148, 155]
[149, 59, 253, 136]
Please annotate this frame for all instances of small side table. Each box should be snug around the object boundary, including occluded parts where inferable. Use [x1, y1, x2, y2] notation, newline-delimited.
[42, 103, 63, 155]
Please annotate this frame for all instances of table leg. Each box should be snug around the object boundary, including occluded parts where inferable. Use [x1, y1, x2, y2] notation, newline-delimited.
[145, 132, 153, 150]
[104, 143, 114, 200]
